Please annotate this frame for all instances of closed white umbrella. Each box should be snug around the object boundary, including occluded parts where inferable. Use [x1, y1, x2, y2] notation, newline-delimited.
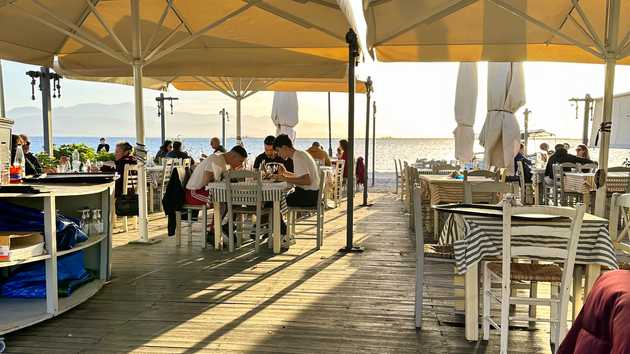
[453, 62, 477, 162]
[479, 62, 525, 174]
[271, 92, 299, 141]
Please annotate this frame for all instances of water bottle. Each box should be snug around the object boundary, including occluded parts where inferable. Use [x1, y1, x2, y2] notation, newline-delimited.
[90, 209, 104, 235]
[0, 142, 9, 185]
[10, 145, 25, 183]
[72, 149, 81, 172]
[79, 209, 91, 235]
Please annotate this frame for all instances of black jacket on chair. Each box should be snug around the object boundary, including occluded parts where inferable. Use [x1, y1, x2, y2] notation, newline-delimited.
[162, 168, 185, 236]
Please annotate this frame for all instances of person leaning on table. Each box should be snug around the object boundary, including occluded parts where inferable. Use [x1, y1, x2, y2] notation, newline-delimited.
[271, 134, 321, 208]
[543, 144, 593, 185]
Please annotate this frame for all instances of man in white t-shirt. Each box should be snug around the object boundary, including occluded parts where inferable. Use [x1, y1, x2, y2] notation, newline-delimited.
[184, 145, 247, 205]
[272, 134, 320, 207]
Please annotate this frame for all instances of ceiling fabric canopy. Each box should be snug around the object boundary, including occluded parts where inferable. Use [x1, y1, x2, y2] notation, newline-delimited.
[363, 0, 630, 64]
[1, 0, 363, 78]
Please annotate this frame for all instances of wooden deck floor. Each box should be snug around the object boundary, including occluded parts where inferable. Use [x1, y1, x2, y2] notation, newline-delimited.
[4, 192, 552, 353]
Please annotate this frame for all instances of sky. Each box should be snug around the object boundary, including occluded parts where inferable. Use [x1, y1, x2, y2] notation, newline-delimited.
[3, 59, 630, 139]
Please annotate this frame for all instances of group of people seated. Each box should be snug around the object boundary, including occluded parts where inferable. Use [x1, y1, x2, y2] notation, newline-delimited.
[513, 141, 594, 184]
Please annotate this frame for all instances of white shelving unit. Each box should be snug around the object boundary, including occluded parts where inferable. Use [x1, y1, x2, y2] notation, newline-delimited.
[0, 182, 114, 351]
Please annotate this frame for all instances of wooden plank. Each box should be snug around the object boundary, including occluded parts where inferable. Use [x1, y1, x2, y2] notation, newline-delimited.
[3, 193, 553, 354]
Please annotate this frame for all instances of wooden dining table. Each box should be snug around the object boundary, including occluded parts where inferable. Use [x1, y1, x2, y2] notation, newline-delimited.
[435, 203, 618, 341]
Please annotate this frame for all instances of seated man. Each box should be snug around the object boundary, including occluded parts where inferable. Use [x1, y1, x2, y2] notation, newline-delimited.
[210, 137, 226, 154]
[514, 143, 532, 183]
[18, 134, 43, 176]
[185, 146, 247, 205]
[253, 135, 294, 172]
[166, 141, 195, 165]
[272, 134, 320, 208]
[306, 142, 332, 166]
[544, 143, 593, 184]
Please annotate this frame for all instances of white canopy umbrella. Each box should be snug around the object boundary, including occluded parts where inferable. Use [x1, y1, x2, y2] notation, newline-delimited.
[478, 62, 525, 174]
[271, 92, 299, 141]
[453, 62, 477, 162]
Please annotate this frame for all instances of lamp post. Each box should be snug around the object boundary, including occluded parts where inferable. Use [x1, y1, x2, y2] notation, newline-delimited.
[156, 93, 178, 144]
[219, 108, 229, 145]
[569, 94, 594, 145]
[26, 67, 62, 157]
[361, 76, 373, 207]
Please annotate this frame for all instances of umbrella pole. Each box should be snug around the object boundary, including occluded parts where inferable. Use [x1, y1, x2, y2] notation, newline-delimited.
[361, 77, 373, 207]
[371, 101, 376, 187]
[0, 60, 5, 117]
[129, 0, 157, 245]
[236, 96, 242, 145]
[340, 29, 363, 254]
[328, 92, 333, 156]
[594, 0, 620, 217]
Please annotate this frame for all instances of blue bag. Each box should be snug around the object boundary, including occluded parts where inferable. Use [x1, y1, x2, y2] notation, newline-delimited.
[1, 251, 90, 298]
[0, 200, 88, 250]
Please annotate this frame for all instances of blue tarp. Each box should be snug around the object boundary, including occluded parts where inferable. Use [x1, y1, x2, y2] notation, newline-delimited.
[0, 200, 88, 250]
[1, 251, 91, 298]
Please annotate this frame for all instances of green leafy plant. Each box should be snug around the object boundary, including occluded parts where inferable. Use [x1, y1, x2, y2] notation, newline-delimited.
[34, 152, 58, 169]
[54, 144, 96, 162]
[96, 151, 115, 162]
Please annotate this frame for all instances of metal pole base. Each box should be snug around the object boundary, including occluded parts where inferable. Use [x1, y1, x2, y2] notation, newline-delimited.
[359, 203, 374, 207]
[338, 246, 365, 253]
[129, 238, 161, 245]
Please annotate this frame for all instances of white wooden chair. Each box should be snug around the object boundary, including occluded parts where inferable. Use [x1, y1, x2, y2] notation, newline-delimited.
[482, 203, 586, 354]
[610, 193, 630, 255]
[463, 180, 514, 205]
[174, 164, 209, 250]
[121, 164, 139, 232]
[400, 160, 408, 203]
[550, 163, 577, 206]
[577, 162, 598, 173]
[158, 158, 178, 212]
[332, 159, 345, 206]
[517, 160, 533, 205]
[287, 170, 327, 250]
[225, 170, 272, 253]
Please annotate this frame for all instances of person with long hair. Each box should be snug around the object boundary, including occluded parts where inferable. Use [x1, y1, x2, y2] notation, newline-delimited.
[576, 144, 591, 160]
[154, 140, 172, 164]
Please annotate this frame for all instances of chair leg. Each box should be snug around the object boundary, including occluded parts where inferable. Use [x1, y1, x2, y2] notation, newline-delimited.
[500, 277, 511, 354]
[236, 214, 244, 249]
[529, 280, 538, 329]
[175, 211, 182, 247]
[433, 210, 439, 239]
[550, 283, 559, 347]
[148, 187, 154, 213]
[254, 216, 260, 253]
[202, 206, 208, 249]
[124, 216, 128, 232]
[316, 211, 322, 250]
[482, 263, 491, 340]
[228, 212, 234, 253]
[187, 209, 193, 245]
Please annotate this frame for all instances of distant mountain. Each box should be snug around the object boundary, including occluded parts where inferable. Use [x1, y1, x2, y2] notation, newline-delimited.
[7, 102, 278, 138]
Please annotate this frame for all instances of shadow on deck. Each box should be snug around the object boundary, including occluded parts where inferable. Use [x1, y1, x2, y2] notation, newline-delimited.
[4, 193, 551, 353]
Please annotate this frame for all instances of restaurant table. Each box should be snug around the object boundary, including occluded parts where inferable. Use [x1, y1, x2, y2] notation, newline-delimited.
[563, 172, 630, 210]
[207, 181, 289, 254]
[435, 204, 618, 341]
[417, 175, 497, 237]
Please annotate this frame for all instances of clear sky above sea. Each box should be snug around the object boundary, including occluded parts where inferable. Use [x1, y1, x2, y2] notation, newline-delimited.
[4, 59, 630, 139]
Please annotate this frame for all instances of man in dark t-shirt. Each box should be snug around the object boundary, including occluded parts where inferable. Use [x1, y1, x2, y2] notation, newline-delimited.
[253, 135, 293, 172]
[97, 138, 110, 153]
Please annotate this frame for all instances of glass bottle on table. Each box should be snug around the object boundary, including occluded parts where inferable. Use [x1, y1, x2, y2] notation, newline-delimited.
[90, 209, 103, 235]
[10, 145, 25, 183]
[72, 149, 81, 172]
[79, 209, 91, 235]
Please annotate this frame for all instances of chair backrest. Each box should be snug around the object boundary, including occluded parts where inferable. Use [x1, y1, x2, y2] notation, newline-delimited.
[394, 159, 400, 179]
[225, 170, 263, 207]
[161, 158, 176, 193]
[333, 159, 345, 201]
[577, 162, 598, 173]
[609, 193, 630, 244]
[607, 168, 630, 194]
[552, 162, 577, 194]
[182, 158, 192, 169]
[501, 203, 585, 340]
[162, 157, 182, 166]
[122, 164, 139, 195]
[463, 169, 498, 181]
[464, 180, 514, 204]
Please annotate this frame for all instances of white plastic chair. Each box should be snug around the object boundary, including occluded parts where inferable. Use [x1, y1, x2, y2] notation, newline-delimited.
[482, 203, 586, 353]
